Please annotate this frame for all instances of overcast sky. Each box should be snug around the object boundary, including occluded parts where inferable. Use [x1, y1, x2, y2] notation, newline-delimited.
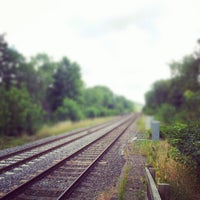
[0, 0, 200, 103]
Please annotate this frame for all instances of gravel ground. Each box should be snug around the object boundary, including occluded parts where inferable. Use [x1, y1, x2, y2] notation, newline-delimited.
[0, 124, 117, 193]
[67, 119, 147, 200]
[0, 117, 118, 157]
[0, 115, 147, 200]
[123, 154, 146, 200]
[0, 128, 84, 157]
[0, 117, 130, 197]
[121, 129, 147, 200]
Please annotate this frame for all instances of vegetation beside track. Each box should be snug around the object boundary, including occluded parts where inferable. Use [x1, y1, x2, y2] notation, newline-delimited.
[0, 117, 112, 150]
[142, 43, 200, 199]
[0, 35, 134, 139]
[133, 116, 200, 200]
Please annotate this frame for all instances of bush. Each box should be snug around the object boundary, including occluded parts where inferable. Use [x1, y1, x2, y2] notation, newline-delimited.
[0, 86, 43, 136]
[133, 139, 200, 200]
[155, 103, 176, 124]
[84, 106, 99, 118]
[161, 122, 200, 176]
[54, 98, 83, 122]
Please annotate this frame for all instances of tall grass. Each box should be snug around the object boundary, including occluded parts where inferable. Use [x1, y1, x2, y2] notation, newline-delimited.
[97, 187, 116, 200]
[0, 117, 112, 150]
[136, 115, 146, 132]
[0, 134, 34, 150]
[118, 164, 130, 200]
[36, 117, 111, 138]
[135, 115, 151, 138]
[133, 139, 200, 200]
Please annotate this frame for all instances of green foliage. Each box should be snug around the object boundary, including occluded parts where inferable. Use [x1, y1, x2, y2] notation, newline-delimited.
[134, 139, 200, 200]
[161, 122, 200, 174]
[48, 57, 83, 112]
[118, 164, 130, 200]
[155, 103, 176, 124]
[83, 86, 134, 117]
[0, 34, 135, 138]
[143, 53, 200, 122]
[143, 80, 170, 115]
[144, 48, 200, 180]
[0, 86, 43, 136]
[84, 106, 99, 118]
[83, 86, 114, 108]
[113, 95, 134, 114]
[30, 54, 56, 102]
[143, 55, 200, 122]
[0, 35, 25, 89]
[54, 98, 83, 122]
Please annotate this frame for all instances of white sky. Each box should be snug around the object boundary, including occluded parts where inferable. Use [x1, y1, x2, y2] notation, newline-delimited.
[0, 0, 200, 104]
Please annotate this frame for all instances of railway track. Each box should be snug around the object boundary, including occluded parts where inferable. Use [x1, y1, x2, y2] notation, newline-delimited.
[0, 117, 120, 161]
[0, 117, 119, 174]
[0, 117, 122, 197]
[0, 114, 138, 199]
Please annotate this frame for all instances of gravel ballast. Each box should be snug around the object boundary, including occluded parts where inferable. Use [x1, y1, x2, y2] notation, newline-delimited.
[67, 119, 147, 200]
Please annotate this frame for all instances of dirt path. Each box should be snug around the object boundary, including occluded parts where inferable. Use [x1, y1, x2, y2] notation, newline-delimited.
[123, 151, 147, 200]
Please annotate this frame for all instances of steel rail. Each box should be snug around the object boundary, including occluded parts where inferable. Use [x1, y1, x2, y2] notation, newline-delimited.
[0, 114, 135, 200]
[0, 117, 118, 161]
[0, 117, 120, 174]
[57, 115, 137, 199]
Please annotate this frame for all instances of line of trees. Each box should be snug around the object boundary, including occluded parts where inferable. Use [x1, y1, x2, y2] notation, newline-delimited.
[143, 55, 200, 123]
[0, 35, 134, 136]
[143, 44, 200, 176]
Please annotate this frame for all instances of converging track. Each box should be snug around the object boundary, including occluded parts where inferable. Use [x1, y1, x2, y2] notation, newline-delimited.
[0, 113, 139, 199]
[0, 117, 119, 174]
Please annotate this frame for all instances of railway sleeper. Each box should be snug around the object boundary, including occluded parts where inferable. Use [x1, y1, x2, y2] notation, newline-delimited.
[21, 188, 62, 198]
[30, 179, 73, 189]
[59, 167, 83, 172]
[52, 172, 81, 178]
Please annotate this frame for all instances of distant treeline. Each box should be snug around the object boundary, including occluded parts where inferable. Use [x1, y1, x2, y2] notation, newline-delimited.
[0, 35, 134, 136]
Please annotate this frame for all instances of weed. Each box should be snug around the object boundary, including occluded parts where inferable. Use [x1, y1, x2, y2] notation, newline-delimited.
[133, 139, 200, 200]
[97, 187, 116, 200]
[135, 115, 151, 139]
[37, 117, 112, 137]
[0, 117, 112, 150]
[118, 164, 130, 200]
[136, 115, 146, 132]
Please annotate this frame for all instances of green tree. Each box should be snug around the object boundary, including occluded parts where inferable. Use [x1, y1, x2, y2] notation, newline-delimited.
[161, 122, 200, 177]
[30, 53, 57, 112]
[84, 106, 99, 118]
[54, 98, 83, 122]
[155, 103, 176, 124]
[143, 80, 170, 115]
[0, 85, 43, 136]
[0, 34, 25, 89]
[15, 62, 42, 100]
[144, 50, 200, 177]
[84, 86, 114, 108]
[83, 86, 134, 116]
[48, 57, 83, 112]
[113, 95, 134, 114]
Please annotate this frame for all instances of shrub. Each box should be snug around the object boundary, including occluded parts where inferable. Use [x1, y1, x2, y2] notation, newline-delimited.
[0, 86, 43, 136]
[155, 103, 176, 124]
[54, 98, 83, 122]
[133, 140, 200, 200]
[84, 106, 99, 118]
[161, 122, 200, 177]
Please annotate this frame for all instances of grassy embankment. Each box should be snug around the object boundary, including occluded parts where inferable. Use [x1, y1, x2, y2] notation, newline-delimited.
[132, 115, 200, 200]
[0, 117, 113, 150]
[115, 115, 199, 200]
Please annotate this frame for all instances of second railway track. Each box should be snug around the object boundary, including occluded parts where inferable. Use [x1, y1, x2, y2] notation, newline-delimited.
[0, 113, 139, 199]
[0, 117, 120, 174]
